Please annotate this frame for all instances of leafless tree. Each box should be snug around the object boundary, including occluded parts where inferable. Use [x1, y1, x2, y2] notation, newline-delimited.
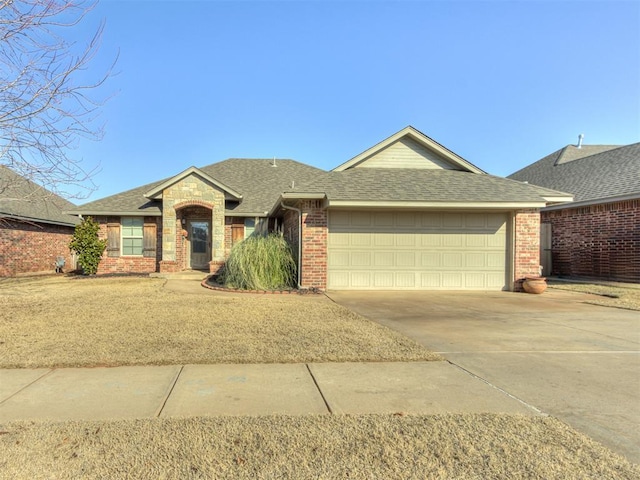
[0, 0, 114, 201]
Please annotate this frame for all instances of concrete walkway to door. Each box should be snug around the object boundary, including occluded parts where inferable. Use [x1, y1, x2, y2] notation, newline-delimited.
[327, 289, 640, 465]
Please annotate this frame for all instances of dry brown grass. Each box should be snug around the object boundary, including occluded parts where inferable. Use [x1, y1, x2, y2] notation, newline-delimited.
[0, 275, 438, 368]
[549, 281, 640, 311]
[1, 414, 638, 479]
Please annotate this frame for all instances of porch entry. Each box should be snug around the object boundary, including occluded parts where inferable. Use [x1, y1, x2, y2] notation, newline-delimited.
[188, 220, 211, 270]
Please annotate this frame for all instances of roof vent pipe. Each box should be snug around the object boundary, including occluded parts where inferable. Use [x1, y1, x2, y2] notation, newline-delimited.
[272, 156, 277, 167]
[577, 134, 584, 149]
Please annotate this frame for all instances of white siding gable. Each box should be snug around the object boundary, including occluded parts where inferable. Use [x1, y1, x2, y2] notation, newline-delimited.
[354, 137, 459, 170]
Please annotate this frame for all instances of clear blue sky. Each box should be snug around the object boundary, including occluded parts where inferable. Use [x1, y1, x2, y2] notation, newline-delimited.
[72, 0, 639, 202]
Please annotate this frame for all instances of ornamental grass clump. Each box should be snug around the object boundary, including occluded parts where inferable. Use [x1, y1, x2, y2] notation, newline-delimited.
[220, 233, 297, 290]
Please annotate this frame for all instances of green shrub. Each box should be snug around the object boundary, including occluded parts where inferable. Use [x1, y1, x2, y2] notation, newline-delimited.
[219, 233, 297, 290]
[69, 216, 107, 275]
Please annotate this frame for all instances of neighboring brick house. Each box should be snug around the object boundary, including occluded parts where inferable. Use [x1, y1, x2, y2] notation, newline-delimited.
[509, 142, 639, 283]
[69, 126, 571, 291]
[0, 165, 79, 276]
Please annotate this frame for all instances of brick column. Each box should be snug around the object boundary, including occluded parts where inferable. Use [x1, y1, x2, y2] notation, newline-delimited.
[299, 200, 327, 290]
[513, 209, 541, 291]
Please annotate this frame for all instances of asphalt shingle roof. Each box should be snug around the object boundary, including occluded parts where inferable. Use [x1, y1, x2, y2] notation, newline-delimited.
[0, 165, 79, 226]
[508, 143, 640, 202]
[287, 168, 567, 203]
[72, 159, 326, 216]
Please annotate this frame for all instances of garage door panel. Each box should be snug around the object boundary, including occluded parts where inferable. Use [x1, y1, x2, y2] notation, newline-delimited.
[373, 252, 394, 267]
[373, 272, 394, 287]
[421, 253, 441, 268]
[395, 273, 416, 287]
[374, 234, 394, 247]
[465, 235, 487, 247]
[443, 235, 463, 247]
[465, 253, 486, 268]
[351, 234, 371, 247]
[420, 272, 441, 287]
[328, 211, 508, 290]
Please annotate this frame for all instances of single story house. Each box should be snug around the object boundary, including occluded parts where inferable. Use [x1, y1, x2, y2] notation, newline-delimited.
[69, 126, 571, 290]
[0, 165, 79, 276]
[509, 140, 639, 283]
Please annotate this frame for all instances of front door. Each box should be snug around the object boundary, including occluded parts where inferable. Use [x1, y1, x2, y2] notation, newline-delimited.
[188, 220, 210, 270]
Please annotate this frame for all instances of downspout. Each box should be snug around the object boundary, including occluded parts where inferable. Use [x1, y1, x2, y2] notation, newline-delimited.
[280, 202, 302, 289]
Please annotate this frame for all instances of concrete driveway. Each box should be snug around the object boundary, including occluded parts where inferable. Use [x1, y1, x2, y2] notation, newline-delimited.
[327, 288, 640, 464]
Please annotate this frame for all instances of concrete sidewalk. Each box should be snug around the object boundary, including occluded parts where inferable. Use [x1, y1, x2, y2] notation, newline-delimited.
[0, 362, 539, 421]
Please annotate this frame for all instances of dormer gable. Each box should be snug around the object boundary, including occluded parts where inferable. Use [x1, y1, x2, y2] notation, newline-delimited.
[332, 126, 485, 173]
[143, 166, 243, 200]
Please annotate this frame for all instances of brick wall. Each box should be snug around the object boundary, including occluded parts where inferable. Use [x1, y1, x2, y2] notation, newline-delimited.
[542, 199, 639, 283]
[0, 220, 75, 276]
[299, 200, 327, 289]
[513, 209, 541, 291]
[95, 216, 161, 274]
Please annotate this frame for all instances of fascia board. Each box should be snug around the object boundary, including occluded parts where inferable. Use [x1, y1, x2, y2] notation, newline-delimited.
[0, 213, 77, 227]
[144, 166, 243, 200]
[542, 192, 640, 212]
[326, 200, 546, 209]
[280, 192, 327, 200]
[65, 210, 162, 217]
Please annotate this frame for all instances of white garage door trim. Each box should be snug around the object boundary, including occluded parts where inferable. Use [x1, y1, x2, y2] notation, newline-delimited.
[328, 210, 509, 290]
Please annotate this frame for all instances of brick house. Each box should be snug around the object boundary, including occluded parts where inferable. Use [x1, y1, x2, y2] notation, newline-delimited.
[69, 126, 571, 291]
[509, 141, 639, 283]
[0, 165, 79, 276]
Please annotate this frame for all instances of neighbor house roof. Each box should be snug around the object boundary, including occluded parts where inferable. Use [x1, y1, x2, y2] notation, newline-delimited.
[281, 168, 570, 209]
[69, 159, 326, 217]
[0, 165, 79, 227]
[508, 143, 640, 205]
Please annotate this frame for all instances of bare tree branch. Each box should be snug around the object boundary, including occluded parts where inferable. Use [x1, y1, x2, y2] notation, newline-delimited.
[0, 0, 115, 202]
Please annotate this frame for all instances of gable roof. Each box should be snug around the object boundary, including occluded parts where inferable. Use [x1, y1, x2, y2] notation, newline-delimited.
[70, 159, 325, 217]
[333, 126, 486, 174]
[282, 168, 571, 209]
[144, 166, 243, 200]
[0, 165, 79, 227]
[508, 143, 640, 204]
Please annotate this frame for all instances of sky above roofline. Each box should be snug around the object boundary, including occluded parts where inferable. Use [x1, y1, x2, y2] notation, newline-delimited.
[59, 0, 638, 203]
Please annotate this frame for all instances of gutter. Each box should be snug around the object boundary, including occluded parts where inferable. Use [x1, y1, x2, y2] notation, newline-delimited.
[280, 202, 302, 289]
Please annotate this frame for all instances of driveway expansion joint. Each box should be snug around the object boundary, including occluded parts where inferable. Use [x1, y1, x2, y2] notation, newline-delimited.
[446, 360, 547, 416]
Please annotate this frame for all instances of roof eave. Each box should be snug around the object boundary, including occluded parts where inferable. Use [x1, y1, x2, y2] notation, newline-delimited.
[65, 210, 163, 217]
[0, 213, 78, 227]
[325, 200, 547, 209]
[542, 192, 640, 212]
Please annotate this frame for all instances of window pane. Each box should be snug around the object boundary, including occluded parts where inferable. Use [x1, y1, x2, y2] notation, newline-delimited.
[122, 238, 143, 256]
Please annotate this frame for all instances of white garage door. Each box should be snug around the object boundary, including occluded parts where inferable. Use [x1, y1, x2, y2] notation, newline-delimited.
[328, 211, 508, 290]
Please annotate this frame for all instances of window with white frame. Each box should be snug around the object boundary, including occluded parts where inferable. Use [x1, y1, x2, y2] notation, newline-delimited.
[122, 217, 144, 255]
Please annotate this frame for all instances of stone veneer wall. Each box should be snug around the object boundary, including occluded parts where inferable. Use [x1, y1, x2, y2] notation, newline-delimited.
[542, 199, 639, 283]
[513, 209, 541, 291]
[159, 174, 225, 273]
[0, 220, 75, 276]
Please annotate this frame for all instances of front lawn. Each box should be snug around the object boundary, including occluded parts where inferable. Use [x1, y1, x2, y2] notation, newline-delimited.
[0, 276, 438, 368]
[1, 414, 638, 479]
